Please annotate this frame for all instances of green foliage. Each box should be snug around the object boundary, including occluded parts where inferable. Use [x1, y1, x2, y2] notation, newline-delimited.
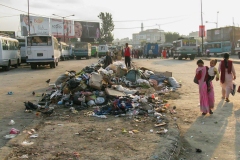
[164, 32, 181, 43]
[98, 12, 114, 43]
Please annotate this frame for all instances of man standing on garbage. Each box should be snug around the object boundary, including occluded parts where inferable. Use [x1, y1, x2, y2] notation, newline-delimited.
[124, 43, 131, 68]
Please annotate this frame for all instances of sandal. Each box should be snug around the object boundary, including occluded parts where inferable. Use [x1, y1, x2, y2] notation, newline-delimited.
[225, 98, 230, 102]
[209, 110, 213, 114]
[202, 112, 207, 115]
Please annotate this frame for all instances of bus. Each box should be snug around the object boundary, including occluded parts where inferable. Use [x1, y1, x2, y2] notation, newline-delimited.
[144, 43, 159, 58]
[204, 41, 231, 56]
[59, 42, 70, 61]
[16, 37, 26, 63]
[235, 39, 240, 58]
[98, 45, 108, 57]
[26, 35, 61, 69]
[91, 46, 98, 57]
[0, 35, 21, 71]
[173, 38, 197, 60]
[73, 42, 91, 60]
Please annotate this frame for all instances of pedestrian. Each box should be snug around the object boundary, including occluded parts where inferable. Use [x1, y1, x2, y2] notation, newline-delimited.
[167, 49, 170, 58]
[124, 43, 131, 68]
[132, 49, 135, 59]
[104, 52, 112, 68]
[148, 49, 153, 59]
[195, 59, 215, 115]
[162, 49, 167, 59]
[218, 53, 236, 102]
[206, 59, 219, 92]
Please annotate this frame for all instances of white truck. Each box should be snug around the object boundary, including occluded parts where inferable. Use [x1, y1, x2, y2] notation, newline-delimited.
[26, 35, 60, 69]
[0, 35, 21, 71]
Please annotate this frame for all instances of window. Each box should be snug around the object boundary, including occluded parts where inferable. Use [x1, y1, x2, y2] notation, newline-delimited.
[27, 36, 52, 46]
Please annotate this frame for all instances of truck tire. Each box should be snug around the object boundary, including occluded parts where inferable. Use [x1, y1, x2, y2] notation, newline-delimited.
[238, 52, 240, 59]
[31, 64, 37, 69]
[50, 62, 56, 68]
[4, 61, 11, 71]
[190, 55, 195, 60]
[178, 56, 182, 60]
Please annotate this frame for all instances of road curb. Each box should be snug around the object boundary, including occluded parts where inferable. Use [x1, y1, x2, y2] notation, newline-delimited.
[150, 116, 182, 160]
[197, 57, 240, 64]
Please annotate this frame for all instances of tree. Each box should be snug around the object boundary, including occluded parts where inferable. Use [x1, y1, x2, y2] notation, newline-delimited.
[98, 12, 114, 43]
[164, 32, 181, 43]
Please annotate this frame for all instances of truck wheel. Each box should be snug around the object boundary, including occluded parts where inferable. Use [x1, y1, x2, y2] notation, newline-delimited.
[5, 61, 11, 71]
[50, 62, 56, 68]
[86, 56, 89, 59]
[173, 56, 176, 59]
[31, 64, 36, 69]
[190, 56, 195, 60]
[178, 56, 182, 60]
[17, 59, 20, 66]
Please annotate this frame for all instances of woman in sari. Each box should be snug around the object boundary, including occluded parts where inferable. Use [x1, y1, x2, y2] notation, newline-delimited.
[196, 59, 215, 115]
[218, 53, 236, 102]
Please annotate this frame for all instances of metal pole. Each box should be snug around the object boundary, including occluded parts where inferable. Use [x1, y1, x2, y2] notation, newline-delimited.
[27, 0, 30, 36]
[63, 17, 65, 42]
[216, 11, 219, 28]
[201, 0, 204, 56]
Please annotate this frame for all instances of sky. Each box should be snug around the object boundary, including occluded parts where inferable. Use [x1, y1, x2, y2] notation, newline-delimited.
[0, 0, 239, 39]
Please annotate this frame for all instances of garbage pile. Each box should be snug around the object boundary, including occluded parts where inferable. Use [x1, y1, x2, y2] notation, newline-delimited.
[24, 57, 181, 120]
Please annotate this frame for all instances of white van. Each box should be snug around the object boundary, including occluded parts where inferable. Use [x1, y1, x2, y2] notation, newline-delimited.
[98, 45, 108, 57]
[26, 35, 60, 69]
[16, 37, 26, 63]
[59, 42, 70, 60]
[0, 35, 21, 71]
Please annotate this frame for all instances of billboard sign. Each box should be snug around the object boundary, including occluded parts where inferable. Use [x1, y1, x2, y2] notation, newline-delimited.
[50, 18, 74, 38]
[20, 14, 49, 36]
[74, 21, 100, 39]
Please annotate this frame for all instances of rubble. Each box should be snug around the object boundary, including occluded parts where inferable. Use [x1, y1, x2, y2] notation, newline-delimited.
[21, 57, 181, 136]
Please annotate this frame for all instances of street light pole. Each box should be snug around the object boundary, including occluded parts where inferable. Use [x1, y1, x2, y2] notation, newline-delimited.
[27, 0, 30, 36]
[52, 14, 74, 43]
[217, 11, 219, 28]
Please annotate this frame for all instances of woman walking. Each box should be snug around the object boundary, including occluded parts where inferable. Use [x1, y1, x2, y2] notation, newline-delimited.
[196, 59, 215, 115]
[218, 53, 236, 102]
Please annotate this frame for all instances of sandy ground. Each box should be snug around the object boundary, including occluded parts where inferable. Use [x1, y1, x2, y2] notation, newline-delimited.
[1, 56, 240, 160]
[134, 57, 240, 160]
[0, 58, 180, 160]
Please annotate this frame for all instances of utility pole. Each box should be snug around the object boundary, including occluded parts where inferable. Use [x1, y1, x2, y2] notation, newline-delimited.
[27, 0, 30, 36]
[201, 0, 204, 56]
[232, 17, 235, 54]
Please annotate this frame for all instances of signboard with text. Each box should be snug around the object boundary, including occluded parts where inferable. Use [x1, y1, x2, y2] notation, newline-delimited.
[50, 18, 74, 38]
[20, 14, 49, 36]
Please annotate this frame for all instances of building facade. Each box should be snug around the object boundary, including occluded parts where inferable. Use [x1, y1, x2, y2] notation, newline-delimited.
[132, 29, 165, 49]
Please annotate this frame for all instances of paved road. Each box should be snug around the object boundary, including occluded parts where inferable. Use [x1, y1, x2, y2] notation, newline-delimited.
[133, 57, 240, 160]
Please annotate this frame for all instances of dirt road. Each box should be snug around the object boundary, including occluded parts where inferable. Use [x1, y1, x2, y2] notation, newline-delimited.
[1, 57, 240, 160]
[0, 58, 179, 160]
[133, 58, 240, 160]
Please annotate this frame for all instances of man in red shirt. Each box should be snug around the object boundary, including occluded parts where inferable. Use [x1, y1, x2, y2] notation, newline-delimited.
[124, 43, 131, 68]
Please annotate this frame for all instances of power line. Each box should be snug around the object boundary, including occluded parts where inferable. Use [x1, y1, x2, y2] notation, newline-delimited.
[1, 3, 197, 23]
[113, 15, 190, 22]
[114, 17, 191, 29]
[0, 15, 19, 18]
